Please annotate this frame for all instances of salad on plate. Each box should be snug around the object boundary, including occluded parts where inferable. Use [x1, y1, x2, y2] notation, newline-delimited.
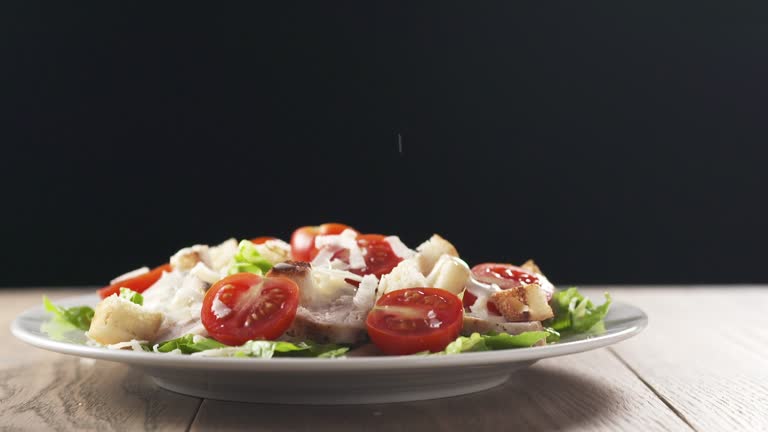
[42, 223, 611, 359]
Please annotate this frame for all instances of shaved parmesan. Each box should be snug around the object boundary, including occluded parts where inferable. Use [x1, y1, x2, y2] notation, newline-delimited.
[253, 239, 291, 265]
[211, 296, 232, 319]
[330, 259, 350, 270]
[315, 228, 357, 249]
[170, 244, 211, 271]
[353, 274, 379, 310]
[110, 267, 150, 285]
[208, 238, 238, 271]
[302, 266, 360, 309]
[170, 239, 238, 273]
[377, 259, 427, 297]
[314, 229, 366, 269]
[310, 247, 336, 268]
[312, 266, 364, 282]
[348, 244, 365, 269]
[190, 262, 221, 284]
[142, 271, 209, 342]
[384, 236, 415, 259]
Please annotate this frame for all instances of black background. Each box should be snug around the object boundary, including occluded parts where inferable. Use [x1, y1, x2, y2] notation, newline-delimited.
[2, 2, 767, 287]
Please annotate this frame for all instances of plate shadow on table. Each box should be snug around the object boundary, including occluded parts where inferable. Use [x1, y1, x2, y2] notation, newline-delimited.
[0, 356, 617, 431]
[190, 365, 619, 432]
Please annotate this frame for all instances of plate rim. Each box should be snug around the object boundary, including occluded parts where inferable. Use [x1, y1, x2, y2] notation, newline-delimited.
[11, 293, 647, 372]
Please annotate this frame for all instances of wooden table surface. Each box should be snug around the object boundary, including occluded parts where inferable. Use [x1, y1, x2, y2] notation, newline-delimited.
[1, 286, 766, 431]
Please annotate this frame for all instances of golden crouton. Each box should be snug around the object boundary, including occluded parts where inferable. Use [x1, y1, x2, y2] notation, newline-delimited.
[490, 283, 554, 322]
[425, 255, 470, 296]
[414, 234, 459, 275]
[87, 295, 163, 345]
[520, 259, 542, 275]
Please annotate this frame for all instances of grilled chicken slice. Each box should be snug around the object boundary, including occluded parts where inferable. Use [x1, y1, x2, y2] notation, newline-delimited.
[285, 297, 370, 344]
[462, 314, 544, 336]
[267, 261, 375, 344]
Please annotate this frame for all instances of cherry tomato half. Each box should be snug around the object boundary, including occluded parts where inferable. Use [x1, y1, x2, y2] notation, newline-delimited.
[463, 263, 541, 314]
[366, 288, 463, 355]
[98, 263, 172, 299]
[201, 273, 299, 346]
[322, 234, 403, 281]
[352, 234, 402, 278]
[290, 223, 357, 262]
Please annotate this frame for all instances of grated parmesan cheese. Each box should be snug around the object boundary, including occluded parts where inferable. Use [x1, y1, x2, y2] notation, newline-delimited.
[190, 261, 221, 285]
[353, 274, 379, 309]
[211, 295, 232, 319]
[384, 236, 415, 259]
[310, 247, 336, 268]
[314, 229, 365, 269]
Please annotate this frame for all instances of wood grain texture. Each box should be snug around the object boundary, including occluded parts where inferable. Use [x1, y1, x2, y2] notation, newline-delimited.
[3, 287, 767, 432]
[190, 349, 691, 432]
[602, 287, 768, 432]
[0, 289, 202, 431]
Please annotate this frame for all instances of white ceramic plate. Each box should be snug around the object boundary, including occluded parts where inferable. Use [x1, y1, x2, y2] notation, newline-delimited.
[11, 293, 646, 404]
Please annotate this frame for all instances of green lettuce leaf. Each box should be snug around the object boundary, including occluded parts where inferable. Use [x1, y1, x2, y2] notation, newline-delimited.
[545, 287, 612, 335]
[279, 342, 351, 358]
[42, 296, 94, 331]
[438, 330, 548, 355]
[195, 339, 349, 358]
[483, 331, 550, 349]
[228, 240, 273, 275]
[444, 332, 491, 354]
[118, 288, 144, 305]
[245, 340, 306, 358]
[544, 327, 561, 343]
[315, 347, 350, 359]
[155, 335, 228, 354]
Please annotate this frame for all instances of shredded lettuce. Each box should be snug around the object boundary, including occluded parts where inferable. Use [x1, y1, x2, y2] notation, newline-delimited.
[313, 346, 350, 359]
[42, 296, 94, 331]
[483, 331, 551, 349]
[444, 333, 491, 354]
[118, 288, 144, 305]
[228, 240, 273, 275]
[192, 339, 349, 358]
[155, 335, 227, 354]
[439, 330, 549, 355]
[152, 334, 349, 358]
[546, 287, 612, 336]
[544, 327, 561, 343]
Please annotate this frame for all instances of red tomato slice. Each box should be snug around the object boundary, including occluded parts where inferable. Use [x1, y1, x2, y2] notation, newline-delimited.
[322, 234, 403, 283]
[251, 236, 277, 245]
[463, 263, 541, 314]
[98, 263, 172, 299]
[201, 273, 299, 345]
[352, 234, 402, 279]
[326, 234, 403, 278]
[366, 288, 463, 355]
[290, 223, 356, 262]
